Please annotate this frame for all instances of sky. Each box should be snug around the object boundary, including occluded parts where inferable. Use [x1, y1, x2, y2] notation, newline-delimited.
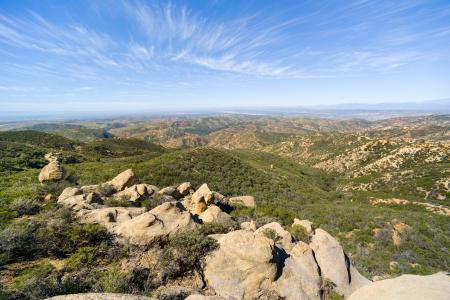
[1, 0, 450, 114]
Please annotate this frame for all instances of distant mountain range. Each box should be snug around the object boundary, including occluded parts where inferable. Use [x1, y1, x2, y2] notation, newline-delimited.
[1, 98, 449, 122]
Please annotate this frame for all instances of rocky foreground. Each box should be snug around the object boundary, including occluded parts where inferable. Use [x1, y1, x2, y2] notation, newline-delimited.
[48, 169, 448, 300]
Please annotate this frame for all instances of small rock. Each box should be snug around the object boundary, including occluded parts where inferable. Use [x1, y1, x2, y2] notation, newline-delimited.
[177, 182, 193, 196]
[199, 205, 231, 224]
[108, 169, 137, 192]
[229, 196, 256, 208]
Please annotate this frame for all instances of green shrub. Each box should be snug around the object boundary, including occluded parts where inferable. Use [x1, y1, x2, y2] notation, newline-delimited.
[261, 228, 280, 242]
[290, 225, 311, 243]
[0, 218, 41, 263]
[158, 230, 219, 281]
[8, 198, 41, 216]
[94, 263, 129, 293]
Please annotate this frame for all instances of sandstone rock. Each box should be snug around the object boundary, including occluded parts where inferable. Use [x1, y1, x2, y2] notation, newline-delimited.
[229, 196, 256, 208]
[158, 186, 177, 196]
[199, 205, 231, 224]
[46, 293, 155, 300]
[114, 184, 154, 204]
[177, 182, 193, 196]
[108, 169, 137, 192]
[255, 222, 293, 251]
[292, 218, 313, 234]
[240, 220, 256, 231]
[193, 183, 214, 205]
[275, 242, 321, 300]
[58, 187, 82, 201]
[57, 193, 103, 211]
[114, 202, 198, 246]
[204, 230, 277, 299]
[44, 193, 55, 202]
[310, 229, 370, 297]
[77, 207, 146, 231]
[347, 272, 450, 300]
[38, 161, 65, 183]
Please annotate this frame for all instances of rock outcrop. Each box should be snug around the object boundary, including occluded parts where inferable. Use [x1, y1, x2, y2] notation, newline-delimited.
[275, 242, 321, 300]
[310, 229, 370, 297]
[56, 170, 449, 300]
[115, 202, 197, 246]
[204, 230, 277, 299]
[347, 272, 450, 300]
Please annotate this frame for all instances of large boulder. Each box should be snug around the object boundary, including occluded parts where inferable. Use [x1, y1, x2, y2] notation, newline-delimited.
[347, 272, 450, 300]
[114, 202, 198, 246]
[204, 230, 277, 299]
[229, 196, 256, 208]
[255, 222, 293, 251]
[77, 207, 146, 231]
[275, 242, 321, 300]
[310, 229, 370, 297]
[46, 293, 155, 299]
[108, 169, 137, 192]
[199, 205, 231, 224]
[38, 161, 65, 183]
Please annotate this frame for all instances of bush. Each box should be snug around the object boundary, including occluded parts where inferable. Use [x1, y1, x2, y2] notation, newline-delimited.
[94, 263, 129, 293]
[0, 218, 41, 263]
[158, 230, 219, 281]
[291, 225, 311, 243]
[261, 228, 281, 242]
[8, 198, 41, 216]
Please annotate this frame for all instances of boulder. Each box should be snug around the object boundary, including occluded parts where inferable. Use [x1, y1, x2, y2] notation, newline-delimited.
[192, 183, 214, 205]
[347, 272, 450, 300]
[310, 229, 370, 297]
[77, 207, 146, 231]
[177, 182, 193, 196]
[38, 161, 65, 183]
[58, 187, 82, 201]
[240, 220, 256, 231]
[46, 293, 155, 300]
[275, 242, 321, 300]
[204, 230, 277, 299]
[108, 169, 137, 191]
[229, 196, 256, 208]
[255, 222, 293, 251]
[199, 205, 231, 224]
[114, 202, 198, 246]
[292, 218, 313, 234]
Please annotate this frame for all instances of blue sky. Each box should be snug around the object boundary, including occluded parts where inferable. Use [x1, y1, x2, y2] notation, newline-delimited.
[1, 0, 450, 113]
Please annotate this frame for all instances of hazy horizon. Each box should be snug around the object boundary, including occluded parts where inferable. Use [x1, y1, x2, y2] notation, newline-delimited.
[1, 0, 450, 114]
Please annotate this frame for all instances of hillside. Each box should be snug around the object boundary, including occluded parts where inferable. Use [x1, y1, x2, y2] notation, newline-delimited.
[0, 116, 449, 299]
